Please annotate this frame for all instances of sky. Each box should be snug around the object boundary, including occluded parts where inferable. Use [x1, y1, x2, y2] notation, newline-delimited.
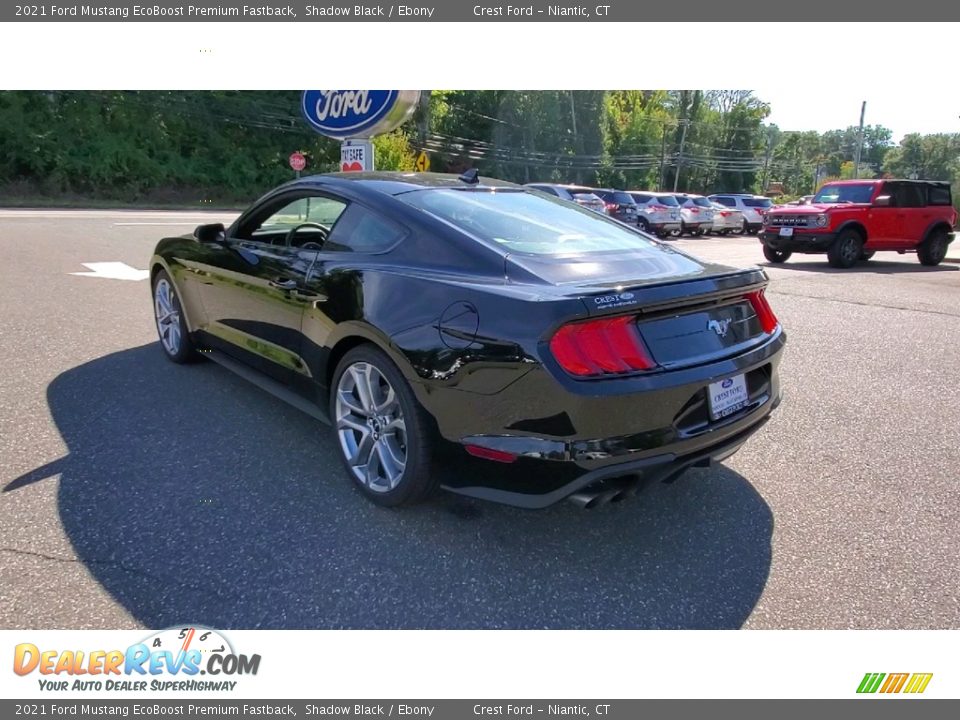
[758, 85, 959, 143]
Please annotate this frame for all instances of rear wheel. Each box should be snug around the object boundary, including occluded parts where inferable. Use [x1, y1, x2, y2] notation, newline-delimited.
[330, 344, 438, 507]
[763, 245, 792, 264]
[827, 229, 864, 269]
[917, 229, 948, 266]
[638, 218, 651, 234]
[152, 270, 197, 363]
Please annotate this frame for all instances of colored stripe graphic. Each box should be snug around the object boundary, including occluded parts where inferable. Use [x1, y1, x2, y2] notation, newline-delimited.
[857, 673, 885, 693]
[903, 673, 933, 694]
[880, 673, 909, 693]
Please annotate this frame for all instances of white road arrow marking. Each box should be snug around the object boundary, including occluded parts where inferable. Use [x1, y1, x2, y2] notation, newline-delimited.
[70, 262, 150, 281]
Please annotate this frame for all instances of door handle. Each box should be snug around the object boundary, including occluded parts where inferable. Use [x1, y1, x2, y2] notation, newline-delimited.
[269, 278, 297, 290]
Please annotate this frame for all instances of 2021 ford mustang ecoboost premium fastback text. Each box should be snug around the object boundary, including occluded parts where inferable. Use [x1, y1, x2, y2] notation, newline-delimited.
[150, 172, 785, 509]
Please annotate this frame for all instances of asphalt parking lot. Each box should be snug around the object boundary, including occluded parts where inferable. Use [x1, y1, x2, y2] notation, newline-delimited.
[1, 209, 958, 630]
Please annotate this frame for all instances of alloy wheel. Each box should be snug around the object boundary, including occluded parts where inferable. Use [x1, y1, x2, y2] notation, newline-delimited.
[154, 278, 181, 356]
[335, 361, 408, 492]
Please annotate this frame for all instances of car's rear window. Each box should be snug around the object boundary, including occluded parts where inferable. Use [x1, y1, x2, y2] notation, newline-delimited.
[630, 193, 652, 203]
[605, 191, 634, 204]
[653, 195, 680, 206]
[401, 189, 657, 255]
[691, 197, 713, 208]
[742, 197, 773, 208]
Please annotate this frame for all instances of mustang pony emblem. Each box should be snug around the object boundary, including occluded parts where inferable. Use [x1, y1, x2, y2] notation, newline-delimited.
[708, 318, 732, 337]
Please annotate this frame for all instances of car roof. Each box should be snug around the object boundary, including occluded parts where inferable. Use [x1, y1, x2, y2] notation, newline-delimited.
[292, 171, 519, 197]
[527, 182, 595, 191]
[822, 178, 948, 187]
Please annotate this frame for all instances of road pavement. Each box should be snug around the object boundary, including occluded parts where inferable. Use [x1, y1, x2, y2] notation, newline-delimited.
[1, 211, 958, 630]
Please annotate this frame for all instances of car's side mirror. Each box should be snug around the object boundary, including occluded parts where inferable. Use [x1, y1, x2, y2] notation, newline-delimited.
[873, 195, 892, 207]
[194, 223, 226, 243]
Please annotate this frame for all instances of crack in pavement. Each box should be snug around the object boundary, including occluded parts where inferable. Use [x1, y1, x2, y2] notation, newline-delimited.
[768, 289, 960, 319]
[0, 547, 234, 600]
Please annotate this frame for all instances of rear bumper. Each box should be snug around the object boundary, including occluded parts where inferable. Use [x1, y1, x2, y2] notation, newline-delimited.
[760, 230, 836, 252]
[430, 330, 785, 508]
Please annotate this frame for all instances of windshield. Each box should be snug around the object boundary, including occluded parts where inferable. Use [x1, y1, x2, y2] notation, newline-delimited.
[814, 183, 875, 204]
[401, 189, 658, 255]
[742, 197, 773, 208]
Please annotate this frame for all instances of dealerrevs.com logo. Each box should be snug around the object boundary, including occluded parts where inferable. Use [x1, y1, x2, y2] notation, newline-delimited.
[13, 627, 260, 692]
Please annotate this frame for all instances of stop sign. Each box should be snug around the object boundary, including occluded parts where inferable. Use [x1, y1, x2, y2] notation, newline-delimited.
[289, 152, 306, 172]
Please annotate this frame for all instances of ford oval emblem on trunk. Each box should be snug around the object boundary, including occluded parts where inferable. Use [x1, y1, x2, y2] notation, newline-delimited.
[301, 90, 420, 140]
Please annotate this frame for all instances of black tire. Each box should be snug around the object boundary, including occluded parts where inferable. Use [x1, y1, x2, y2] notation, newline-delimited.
[763, 245, 792, 264]
[740, 219, 749, 235]
[827, 229, 864, 269]
[917, 229, 949, 266]
[859, 251, 876, 262]
[151, 269, 198, 363]
[330, 344, 438, 507]
[638, 218, 651, 234]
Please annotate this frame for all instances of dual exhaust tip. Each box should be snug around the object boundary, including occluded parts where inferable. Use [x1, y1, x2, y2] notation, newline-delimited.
[567, 479, 646, 510]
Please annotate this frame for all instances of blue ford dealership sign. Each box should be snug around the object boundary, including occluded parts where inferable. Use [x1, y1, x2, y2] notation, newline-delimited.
[301, 90, 421, 140]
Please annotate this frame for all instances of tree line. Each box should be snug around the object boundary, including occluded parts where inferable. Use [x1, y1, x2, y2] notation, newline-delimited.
[1, 90, 957, 205]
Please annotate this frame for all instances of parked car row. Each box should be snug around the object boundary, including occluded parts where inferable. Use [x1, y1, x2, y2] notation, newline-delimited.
[525, 183, 773, 238]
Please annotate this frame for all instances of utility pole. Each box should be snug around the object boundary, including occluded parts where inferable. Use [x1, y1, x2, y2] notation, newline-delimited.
[658, 123, 667, 191]
[761, 127, 776, 193]
[853, 100, 866, 179]
[672, 119, 689, 192]
[569, 92, 578, 184]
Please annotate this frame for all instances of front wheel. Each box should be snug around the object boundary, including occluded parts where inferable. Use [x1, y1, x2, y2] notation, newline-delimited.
[330, 344, 438, 507]
[860, 251, 876, 262]
[827, 229, 864, 269]
[152, 269, 198, 363]
[917, 229, 948, 266]
[763, 245, 792, 263]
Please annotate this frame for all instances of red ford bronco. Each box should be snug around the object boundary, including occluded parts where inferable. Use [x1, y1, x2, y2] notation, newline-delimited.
[759, 179, 956, 268]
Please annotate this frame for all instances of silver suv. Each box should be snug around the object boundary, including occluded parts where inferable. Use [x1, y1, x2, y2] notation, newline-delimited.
[525, 183, 607, 214]
[708, 194, 774, 234]
[628, 191, 682, 237]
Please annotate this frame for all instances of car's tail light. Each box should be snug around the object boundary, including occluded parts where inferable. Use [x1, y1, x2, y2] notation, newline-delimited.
[652, 204, 668, 211]
[719, 210, 730, 217]
[549, 316, 655, 376]
[747, 290, 778, 333]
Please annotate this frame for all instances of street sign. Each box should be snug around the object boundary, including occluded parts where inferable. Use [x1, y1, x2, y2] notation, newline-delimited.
[415, 151, 430, 172]
[301, 90, 420, 140]
[340, 140, 374, 172]
[289, 152, 306, 172]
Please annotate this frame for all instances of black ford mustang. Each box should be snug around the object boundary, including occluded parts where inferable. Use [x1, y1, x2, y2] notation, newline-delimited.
[150, 171, 785, 509]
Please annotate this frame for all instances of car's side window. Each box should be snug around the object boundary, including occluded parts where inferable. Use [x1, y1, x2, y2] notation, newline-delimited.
[929, 184, 952, 206]
[235, 194, 348, 245]
[323, 204, 407, 253]
[889, 182, 924, 209]
[715, 196, 735, 207]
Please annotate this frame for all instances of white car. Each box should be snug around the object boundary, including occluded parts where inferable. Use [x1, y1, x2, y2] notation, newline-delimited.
[708, 194, 774, 234]
[674, 193, 716, 236]
[628, 191, 682, 237]
[709, 201, 744, 235]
